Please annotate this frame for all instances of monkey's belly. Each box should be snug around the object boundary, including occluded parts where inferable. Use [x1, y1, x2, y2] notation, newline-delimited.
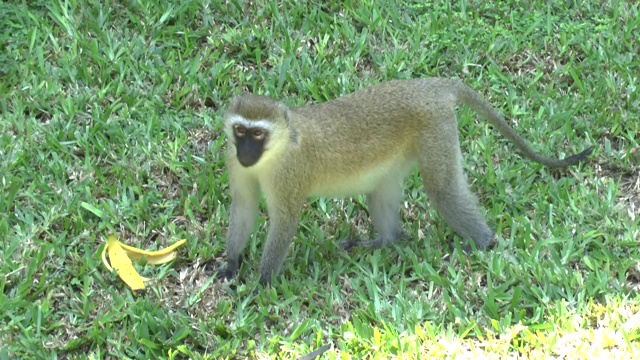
[308, 157, 415, 197]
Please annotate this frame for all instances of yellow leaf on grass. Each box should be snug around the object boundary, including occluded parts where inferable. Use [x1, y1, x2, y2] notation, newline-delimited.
[119, 239, 186, 264]
[104, 236, 146, 291]
[101, 235, 186, 292]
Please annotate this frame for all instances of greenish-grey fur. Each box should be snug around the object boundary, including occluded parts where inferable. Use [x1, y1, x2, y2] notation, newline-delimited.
[221, 78, 593, 285]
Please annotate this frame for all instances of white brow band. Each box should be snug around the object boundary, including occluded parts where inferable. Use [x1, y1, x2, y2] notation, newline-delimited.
[228, 115, 276, 131]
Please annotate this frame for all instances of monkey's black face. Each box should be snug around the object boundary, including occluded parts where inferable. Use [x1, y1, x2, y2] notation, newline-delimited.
[233, 124, 268, 167]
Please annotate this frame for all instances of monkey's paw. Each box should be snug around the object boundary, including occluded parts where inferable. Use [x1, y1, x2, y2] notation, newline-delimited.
[340, 239, 385, 251]
[214, 267, 238, 281]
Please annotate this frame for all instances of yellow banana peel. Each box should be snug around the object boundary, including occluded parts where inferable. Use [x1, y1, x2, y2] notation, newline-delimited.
[101, 235, 186, 292]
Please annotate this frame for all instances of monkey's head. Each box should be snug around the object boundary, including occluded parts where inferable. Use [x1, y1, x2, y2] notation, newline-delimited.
[224, 94, 293, 168]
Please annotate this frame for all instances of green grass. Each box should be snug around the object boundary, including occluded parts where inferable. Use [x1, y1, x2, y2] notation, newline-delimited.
[1, 0, 638, 358]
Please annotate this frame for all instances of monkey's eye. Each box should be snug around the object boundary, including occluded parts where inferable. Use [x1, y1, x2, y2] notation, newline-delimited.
[252, 129, 265, 140]
[234, 125, 246, 137]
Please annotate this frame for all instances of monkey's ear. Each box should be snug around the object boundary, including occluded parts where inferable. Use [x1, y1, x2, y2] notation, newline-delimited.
[228, 93, 247, 109]
[284, 110, 299, 145]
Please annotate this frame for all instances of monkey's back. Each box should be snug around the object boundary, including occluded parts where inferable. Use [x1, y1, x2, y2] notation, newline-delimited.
[289, 78, 460, 196]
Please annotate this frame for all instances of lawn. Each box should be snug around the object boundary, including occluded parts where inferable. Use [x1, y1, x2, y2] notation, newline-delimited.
[1, 0, 639, 359]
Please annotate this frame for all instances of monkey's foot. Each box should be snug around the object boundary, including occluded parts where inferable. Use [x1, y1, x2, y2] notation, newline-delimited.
[451, 237, 495, 254]
[213, 256, 243, 281]
[214, 267, 238, 281]
[340, 239, 385, 251]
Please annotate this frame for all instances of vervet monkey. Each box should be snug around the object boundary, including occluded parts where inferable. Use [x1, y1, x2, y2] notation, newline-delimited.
[217, 78, 593, 285]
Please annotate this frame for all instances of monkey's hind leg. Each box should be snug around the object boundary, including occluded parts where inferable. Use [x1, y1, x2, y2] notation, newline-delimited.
[418, 121, 495, 252]
[341, 172, 404, 251]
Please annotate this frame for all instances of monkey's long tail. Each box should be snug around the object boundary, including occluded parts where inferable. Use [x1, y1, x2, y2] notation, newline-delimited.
[296, 344, 331, 360]
[454, 81, 593, 167]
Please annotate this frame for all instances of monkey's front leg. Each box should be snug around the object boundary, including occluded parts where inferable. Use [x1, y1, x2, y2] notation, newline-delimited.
[217, 179, 260, 281]
[258, 198, 304, 285]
